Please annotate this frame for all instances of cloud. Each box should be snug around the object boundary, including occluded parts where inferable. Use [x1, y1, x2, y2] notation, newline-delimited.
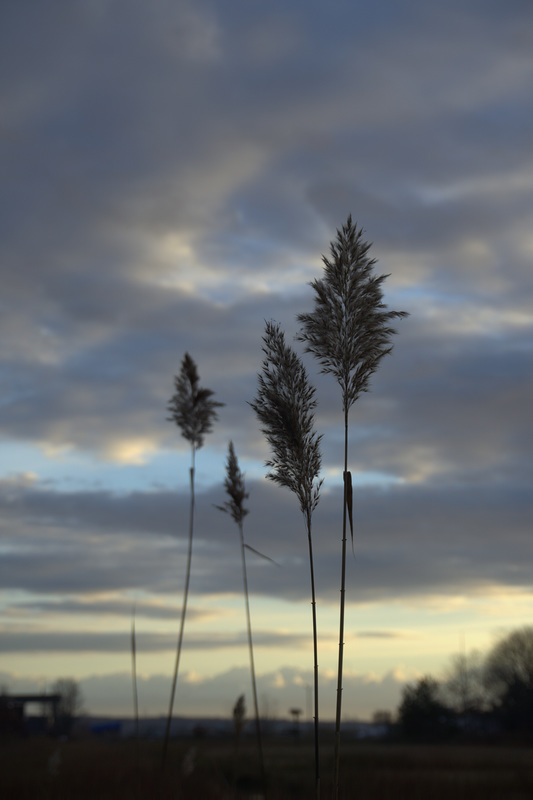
[0, 471, 531, 604]
[0, 664, 416, 720]
[3, 597, 212, 623]
[0, 627, 326, 655]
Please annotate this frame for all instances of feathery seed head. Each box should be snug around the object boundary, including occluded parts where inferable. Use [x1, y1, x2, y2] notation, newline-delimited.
[167, 352, 224, 449]
[217, 441, 249, 525]
[297, 215, 408, 413]
[250, 321, 322, 515]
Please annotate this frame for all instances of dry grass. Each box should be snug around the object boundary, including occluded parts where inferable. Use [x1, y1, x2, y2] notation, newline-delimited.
[162, 353, 224, 769]
[296, 216, 409, 797]
[250, 320, 323, 797]
[3, 735, 533, 800]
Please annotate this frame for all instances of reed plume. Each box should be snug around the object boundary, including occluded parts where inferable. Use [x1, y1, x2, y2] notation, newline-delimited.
[216, 441, 265, 791]
[162, 352, 224, 770]
[250, 320, 322, 798]
[297, 215, 408, 797]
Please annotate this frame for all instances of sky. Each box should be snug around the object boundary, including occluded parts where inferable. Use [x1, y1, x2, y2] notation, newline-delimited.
[1, 0, 532, 723]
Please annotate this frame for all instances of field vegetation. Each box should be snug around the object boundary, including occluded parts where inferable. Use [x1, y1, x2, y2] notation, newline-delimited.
[2, 734, 533, 800]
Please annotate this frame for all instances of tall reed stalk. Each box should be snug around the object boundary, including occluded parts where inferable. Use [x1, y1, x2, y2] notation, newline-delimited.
[162, 353, 224, 770]
[250, 321, 322, 799]
[217, 442, 265, 790]
[297, 216, 408, 798]
[131, 606, 139, 757]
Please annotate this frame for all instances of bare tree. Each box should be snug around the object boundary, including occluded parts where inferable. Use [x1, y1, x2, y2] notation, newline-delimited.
[484, 626, 533, 731]
[443, 650, 488, 716]
[297, 216, 408, 797]
[51, 678, 84, 734]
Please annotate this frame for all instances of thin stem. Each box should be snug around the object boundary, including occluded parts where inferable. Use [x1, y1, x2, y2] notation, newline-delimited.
[161, 446, 196, 771]
[131, 606, 140, 784]
[306, 509, 320, 800]
[239, 518, 266, 792]
[334, 409, 349, 798]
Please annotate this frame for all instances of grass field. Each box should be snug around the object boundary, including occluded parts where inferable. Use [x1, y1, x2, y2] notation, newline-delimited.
[2, 735, 533, 799]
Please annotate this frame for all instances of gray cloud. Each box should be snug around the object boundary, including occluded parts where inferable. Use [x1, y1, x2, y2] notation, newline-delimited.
[4, 598, 209, 623]
[0, 627, 324, 655]
[0, 472, 531, 604]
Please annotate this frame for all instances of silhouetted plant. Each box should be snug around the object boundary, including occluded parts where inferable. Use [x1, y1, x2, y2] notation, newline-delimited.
[131, 606, 140, 766]
[250, 320, 322, 799]
[162, 353, 224, 770]
[216, 441, 265, 790]
[297, 216, 408, 797]
[232, 693, 247, 780]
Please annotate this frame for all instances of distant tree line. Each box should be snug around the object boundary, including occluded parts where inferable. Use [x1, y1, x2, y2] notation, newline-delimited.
[396, 627, 533, 741]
